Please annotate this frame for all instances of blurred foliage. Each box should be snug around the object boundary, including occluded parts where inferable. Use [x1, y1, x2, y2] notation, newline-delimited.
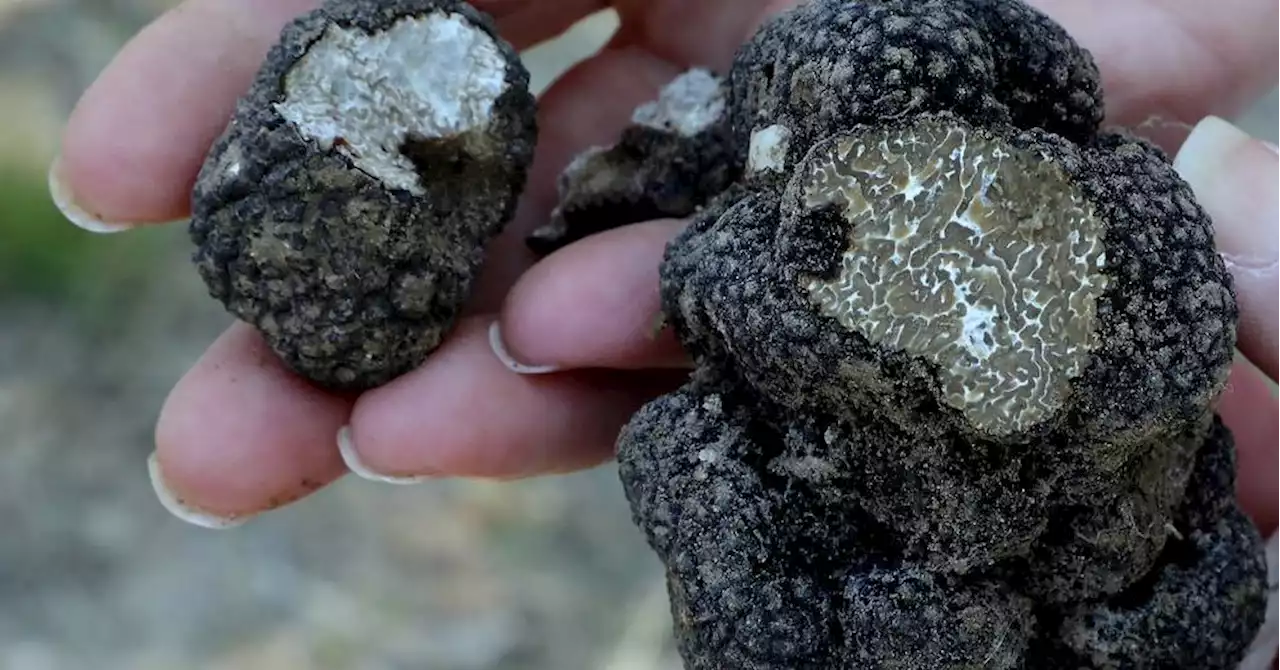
[0, 0, 180, 316]
[0, 161, 169, 314]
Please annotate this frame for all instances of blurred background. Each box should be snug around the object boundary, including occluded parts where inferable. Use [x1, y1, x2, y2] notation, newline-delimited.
[0, 1, 1274, 668]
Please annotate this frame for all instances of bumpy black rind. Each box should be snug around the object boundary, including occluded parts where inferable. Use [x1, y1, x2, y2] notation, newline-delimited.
[840, 568, 1033, 669]
[617, 384, 837, 669]
[728, 0, 1102, 169]
[190, 0, 537, 390]
[527, 73, 741, 256]
[957, 0, 1104, 140]
[1041, 418, 1269, 669]
[610, 0, 1264, 667]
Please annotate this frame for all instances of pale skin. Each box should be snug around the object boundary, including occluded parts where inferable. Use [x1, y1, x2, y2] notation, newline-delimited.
[53, 0, 1278, 537]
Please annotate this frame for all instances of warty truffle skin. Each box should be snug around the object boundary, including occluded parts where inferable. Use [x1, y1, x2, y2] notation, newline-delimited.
[1046, 417, 1269, 669]
[609, 0, 1267, 667]
[727, 0, 1104, 168]
[527, 69, 741, 256]
[616, 384, 837, 670]
[189, 0, 537, 390]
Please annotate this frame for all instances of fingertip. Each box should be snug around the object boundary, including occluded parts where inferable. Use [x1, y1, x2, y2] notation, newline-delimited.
[488, 320, 563, 375]
[337, 425, 433, 485]
[350, 318, 664, 480]
[500, 218, 690, 371]
[47, 156, 142, 233]
[58, 0, 319, 225]
[147, 452, 249, 529]
[154, 322, 351, 520]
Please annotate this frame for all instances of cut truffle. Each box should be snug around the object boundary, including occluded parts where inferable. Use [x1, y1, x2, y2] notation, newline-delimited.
[189, 0, 536, 390]
[612, 0, 1266, 668]
[527, 69, 740, 255]
[664, 111, 1235, 456]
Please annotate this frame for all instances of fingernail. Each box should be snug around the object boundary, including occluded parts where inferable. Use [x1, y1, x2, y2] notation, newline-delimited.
[1174, 116, 1279, 273]
[47, 156, 136, 233]
[147, 453, 249, 529]
[337, 426, 432, 485]
[488, 321, 561, 375]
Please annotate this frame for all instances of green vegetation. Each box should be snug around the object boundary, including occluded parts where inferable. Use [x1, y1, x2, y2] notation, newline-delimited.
[0, 162, 168, 310]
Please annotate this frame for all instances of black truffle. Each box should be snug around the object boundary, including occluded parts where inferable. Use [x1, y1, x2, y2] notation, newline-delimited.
[527, 69, 740, 255]
[190, 0, 537, 390]
[1045, 418, 1269, 669]
[606, 0, 1268, 668]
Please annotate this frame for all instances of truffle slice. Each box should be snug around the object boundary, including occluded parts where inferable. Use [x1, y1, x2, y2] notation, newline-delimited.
[190, 0, 536, 390]
[527, 69, 739, 255]
[775, 114, 1111, 439]
[670, 113, 1234, 453]
[616, 386, 835, 669]
[1047, 421, 1268, 669]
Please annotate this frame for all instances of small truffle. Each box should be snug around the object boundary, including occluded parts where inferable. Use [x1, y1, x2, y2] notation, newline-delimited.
[527, 68, 740, 255]
[609, 0, 1268, 668]
[190, 0, 537, 389]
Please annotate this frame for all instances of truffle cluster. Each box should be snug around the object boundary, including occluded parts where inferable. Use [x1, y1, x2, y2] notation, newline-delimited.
[190, 0, 536, 389]
[590, 0, 1269, 668]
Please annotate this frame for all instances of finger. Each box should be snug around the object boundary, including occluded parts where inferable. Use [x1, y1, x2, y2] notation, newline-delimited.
[56, 0, 320, 229]
[473, 0, 794, 305]
[344, 317, 682, 481]
[53, 0, 600, 231]
[471, 44, 685, 306]
[1039, 0, 1278, 128]
[611, 0, 785, 72]
[1219, 359, 1279, 535]
[152, 322, 353, 527]
[497, 218, 689, 371]
[1174, 116, 1278, 380]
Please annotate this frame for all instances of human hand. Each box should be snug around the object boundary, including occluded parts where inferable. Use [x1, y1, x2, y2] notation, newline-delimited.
[50, 0, 1276, 541]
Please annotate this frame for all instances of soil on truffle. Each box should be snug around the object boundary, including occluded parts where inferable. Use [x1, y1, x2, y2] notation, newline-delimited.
[605, 1, 1267, 668]
[189, 0, 537, 390]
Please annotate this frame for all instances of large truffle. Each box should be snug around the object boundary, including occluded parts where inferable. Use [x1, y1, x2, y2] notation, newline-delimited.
[190, 0, 537, 390]
[606, 0, 1268, 668]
